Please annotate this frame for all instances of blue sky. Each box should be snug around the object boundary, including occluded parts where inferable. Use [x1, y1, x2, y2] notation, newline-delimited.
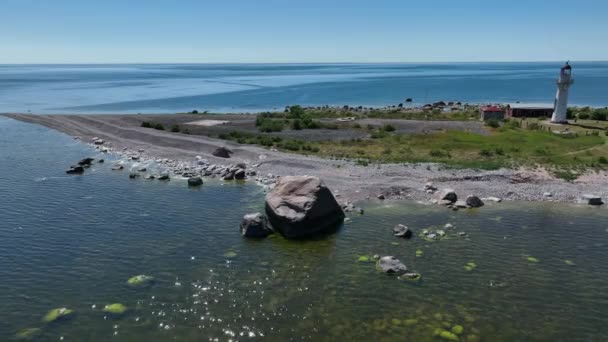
[1, 0, 607, 63]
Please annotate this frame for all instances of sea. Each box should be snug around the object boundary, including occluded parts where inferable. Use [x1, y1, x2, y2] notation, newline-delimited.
[1, 64, 608, 341]
[1, 62, 608, 114]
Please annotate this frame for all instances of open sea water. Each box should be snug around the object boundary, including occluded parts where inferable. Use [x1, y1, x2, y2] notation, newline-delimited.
[1, 62, 608, 114]
[1, 113, 608, 341]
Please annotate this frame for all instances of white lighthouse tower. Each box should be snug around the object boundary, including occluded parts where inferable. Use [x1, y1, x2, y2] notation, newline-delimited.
[550, 62, 574, 123]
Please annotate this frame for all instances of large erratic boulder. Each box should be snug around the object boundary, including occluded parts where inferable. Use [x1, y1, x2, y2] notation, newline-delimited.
[265, 176, 345, 239]
[240, 213, 273, 238]
[212, 147, 233, 158]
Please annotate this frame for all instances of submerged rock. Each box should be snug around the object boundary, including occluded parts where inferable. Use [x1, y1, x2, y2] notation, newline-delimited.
[265, 176, 345, 239]
[392, 224, 412, 239]
[127, 274, 155, 287]
[398, 272, 422, 281]
[42, 307, 75, 323]
[212, 147, 233, 158]
[377, 256, 407, 274]
[66, 166, 84, 174]
[103, 303, 128, 316]
[240, 213, 273, 238]
[14, 328, 42, 341]
[188, 177, 203, 187]
[129, 173, 140, 179]
[77, 158, 95, 166]
[465, 195, 484, 208]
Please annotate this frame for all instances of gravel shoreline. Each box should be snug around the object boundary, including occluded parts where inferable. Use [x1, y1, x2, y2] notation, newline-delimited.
[5, 113, 607, 207]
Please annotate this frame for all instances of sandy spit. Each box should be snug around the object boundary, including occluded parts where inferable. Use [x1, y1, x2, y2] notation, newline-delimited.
[5, 113, 607, 207]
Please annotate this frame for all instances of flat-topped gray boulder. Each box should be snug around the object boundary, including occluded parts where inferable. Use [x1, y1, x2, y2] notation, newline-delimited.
[265, 176, 344, 239]
[377, 256, 407, 274]
[240, 213, 273, 238]
[581, 194, 603, 206]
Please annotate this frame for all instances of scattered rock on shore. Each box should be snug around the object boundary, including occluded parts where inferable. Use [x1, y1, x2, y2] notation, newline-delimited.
[437, 189, 457, 203]
[581, 194, 604, 205]
[465, 195, 484, 208]
[213, 147, 233, 158]
[265, 176, 345, 239]
[240, 213, 273, 238]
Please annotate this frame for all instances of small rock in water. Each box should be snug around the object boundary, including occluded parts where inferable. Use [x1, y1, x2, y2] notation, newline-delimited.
[377, 194, 385, 200]
[240, 213, 273, 238]
[377, 256, 407, 274]
[129, 173, 140, 179]
[42, 308, 75, 323]
[392, 224, 412, 239]
[66, 166, 85, 174]
[444, 223, 454, 229]
[158, 174, 170, 181]
[111, 164, 124, 171]
[127, 275, 155, 287]
[187, 177, 203, 187]
[581, 194, 603, 206]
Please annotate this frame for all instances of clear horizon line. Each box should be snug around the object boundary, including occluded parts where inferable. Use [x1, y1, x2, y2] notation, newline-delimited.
[1, 60, 607, 66]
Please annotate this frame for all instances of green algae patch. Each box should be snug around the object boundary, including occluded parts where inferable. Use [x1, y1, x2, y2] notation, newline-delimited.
[464, 262, 477, 272]
[391, 318, 402, 326]
[127, 274, 155, 287]
[103, 303, 128, 316]
[224, 250, 238, 259]
[526, 256, 539, 263]
[404, 318, 418, 326]
[15, 328, 42, 340]
[416, 249, 423, 257]
[451, 324, 464, 335]
[357, 255, 371, 262]
[42, 307, 74, 323]
[564, 259, 575, 266]
[438, 329, 459, 341]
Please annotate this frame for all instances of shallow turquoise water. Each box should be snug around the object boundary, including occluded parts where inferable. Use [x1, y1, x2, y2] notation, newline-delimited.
[1, 62, 608, 113]
[1, 116, 608, 341]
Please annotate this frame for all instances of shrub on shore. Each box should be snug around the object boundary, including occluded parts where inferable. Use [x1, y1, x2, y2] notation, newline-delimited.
[170, 124, 181, 132]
